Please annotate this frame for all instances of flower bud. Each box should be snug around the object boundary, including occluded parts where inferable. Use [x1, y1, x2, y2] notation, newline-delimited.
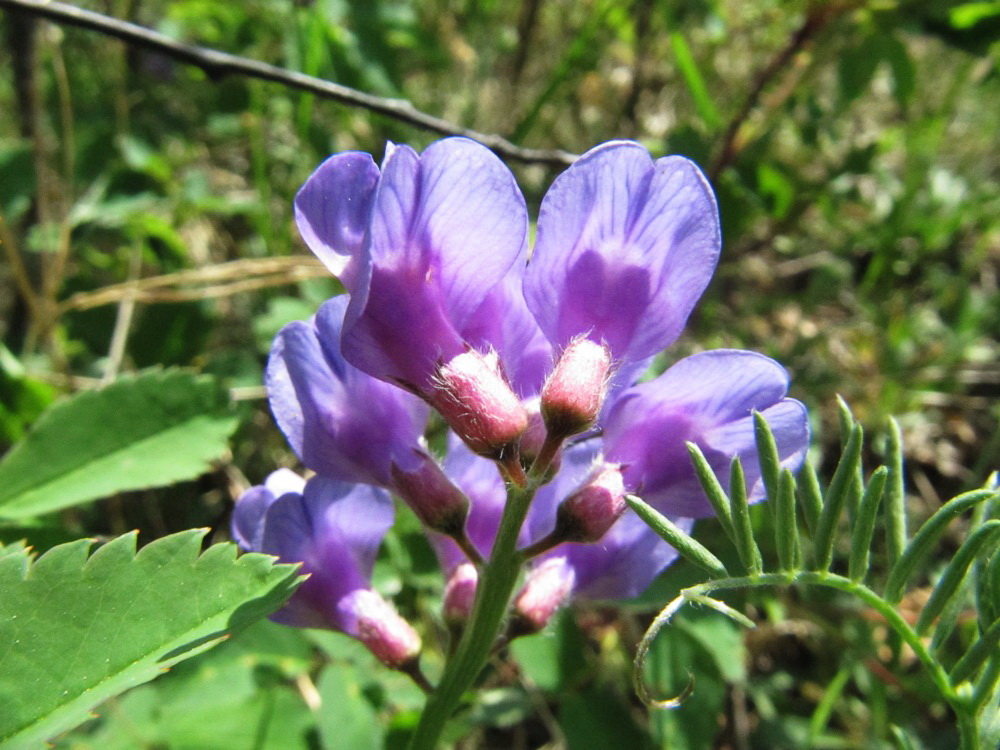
[541, 338, 613, 440]
[554, 463, 627, 543]
[391, 450, 470, 537]
[430, 349, 528, 459]
[510, 557, 575, 636]
[338, 589, 422, 669]
[442, 563, 478, 625]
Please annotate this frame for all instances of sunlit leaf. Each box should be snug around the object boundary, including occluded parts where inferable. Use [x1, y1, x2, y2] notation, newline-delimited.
[0, 530, 301, 747]
[0, 369, 239, 519]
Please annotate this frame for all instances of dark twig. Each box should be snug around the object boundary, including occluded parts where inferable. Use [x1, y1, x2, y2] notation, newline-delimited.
[709, 3, 853, 180]
[0, 0, 576, 167]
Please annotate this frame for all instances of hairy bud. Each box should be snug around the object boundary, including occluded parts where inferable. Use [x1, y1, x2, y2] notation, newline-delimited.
[541, 338, 613, 439]
[430, 349, 528, 459]
[391, 450, 470, 536]
[510, 557, 575, 636]
[442, 563, 478, 625]
[339, 589, 422, 669]
[554, 463, 627, 543]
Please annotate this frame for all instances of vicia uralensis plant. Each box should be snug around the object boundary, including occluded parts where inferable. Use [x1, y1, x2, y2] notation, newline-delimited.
[631, 402, 1000, 750]
[233, 138, 812, 748]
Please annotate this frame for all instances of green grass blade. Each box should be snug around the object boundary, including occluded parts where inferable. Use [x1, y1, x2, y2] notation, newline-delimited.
[798, 461, 824, 537]
[775, 468, 800, 572]
[625, 495, 728, 579]
[836, 397, 864, 522]
[889, 725, 919, 750]
[885, 489, 999, 604]
[729, 457, 763, 576]
[667, 30, 721, 131]
[848, 466, 889, 582]
[884, 417, 908, 567]
[814, 423, 864, 571]
[753, 411, 782, 516]
[836, 395, 854, 444]
[686, 442, 736, 544]
[952, 618, 1000, 686]
[915, 520, 1000, 636]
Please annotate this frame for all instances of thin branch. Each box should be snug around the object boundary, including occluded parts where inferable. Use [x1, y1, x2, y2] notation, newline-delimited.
[709, 3, 854, 180]
[101, 240, 142, 383]
[0, 0, 576, 167]
[0, 211, 43, 321]
[58, 256, 330, 312]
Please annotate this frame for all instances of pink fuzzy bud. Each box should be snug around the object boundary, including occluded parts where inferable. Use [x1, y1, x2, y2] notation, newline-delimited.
[555, 463, 627, 543]
[339, 589, 422, 669]
[511, 557, 575, 636]
[442, 563, 478, 625]
[541, 338, 613, 439]
[430, 349, 528, 459]
[391, 450, 469, 536]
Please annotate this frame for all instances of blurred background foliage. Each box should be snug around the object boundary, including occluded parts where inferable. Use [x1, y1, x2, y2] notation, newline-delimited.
[1, 0, 998, 747]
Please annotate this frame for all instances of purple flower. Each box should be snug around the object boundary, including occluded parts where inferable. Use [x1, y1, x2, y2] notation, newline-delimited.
[524, 443, 691, 601]
[267, 295, 429, 487]
[231, 471, 421, 667]
[281, 137, 811, 618]
[603, 349, 809, 518]
[296, 139, 530, 395]
[429, 435, 510, 572]
[524, 142, 721, 368]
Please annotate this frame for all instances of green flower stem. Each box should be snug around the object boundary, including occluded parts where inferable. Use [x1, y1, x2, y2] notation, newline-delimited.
[634, 571, 979, 749]
[407, 481, 536, 749]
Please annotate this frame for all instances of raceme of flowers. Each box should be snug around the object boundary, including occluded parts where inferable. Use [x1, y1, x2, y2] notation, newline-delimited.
[233, 138, 809, 671]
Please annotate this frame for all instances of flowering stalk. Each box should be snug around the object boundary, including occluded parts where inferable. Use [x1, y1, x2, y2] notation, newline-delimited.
[407, 479, 537, 750]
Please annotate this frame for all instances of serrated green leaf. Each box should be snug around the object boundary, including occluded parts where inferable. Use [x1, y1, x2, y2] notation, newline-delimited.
[0, 530, 302, 746]
[0, 369, 240, 519]
[66, 621, 316, 749]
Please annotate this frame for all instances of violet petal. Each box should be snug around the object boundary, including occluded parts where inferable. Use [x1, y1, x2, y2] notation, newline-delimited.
[604, 350, 809, 518]
[525, 141, 720, 363]
[266, 296, 428, 487]
[294, 151, 380, 292]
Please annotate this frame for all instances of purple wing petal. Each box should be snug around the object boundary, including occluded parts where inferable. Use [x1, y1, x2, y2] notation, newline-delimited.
[266, 296, 429, 487]
[462, 270, 552, 398]
[525, 142, 720, 363]
[342, 138, 528, 392]
[261, 477, 393, 629]
[604, 350, 809, 517]
[548, 514, 692, 600]
[294, 152, 379, 292]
